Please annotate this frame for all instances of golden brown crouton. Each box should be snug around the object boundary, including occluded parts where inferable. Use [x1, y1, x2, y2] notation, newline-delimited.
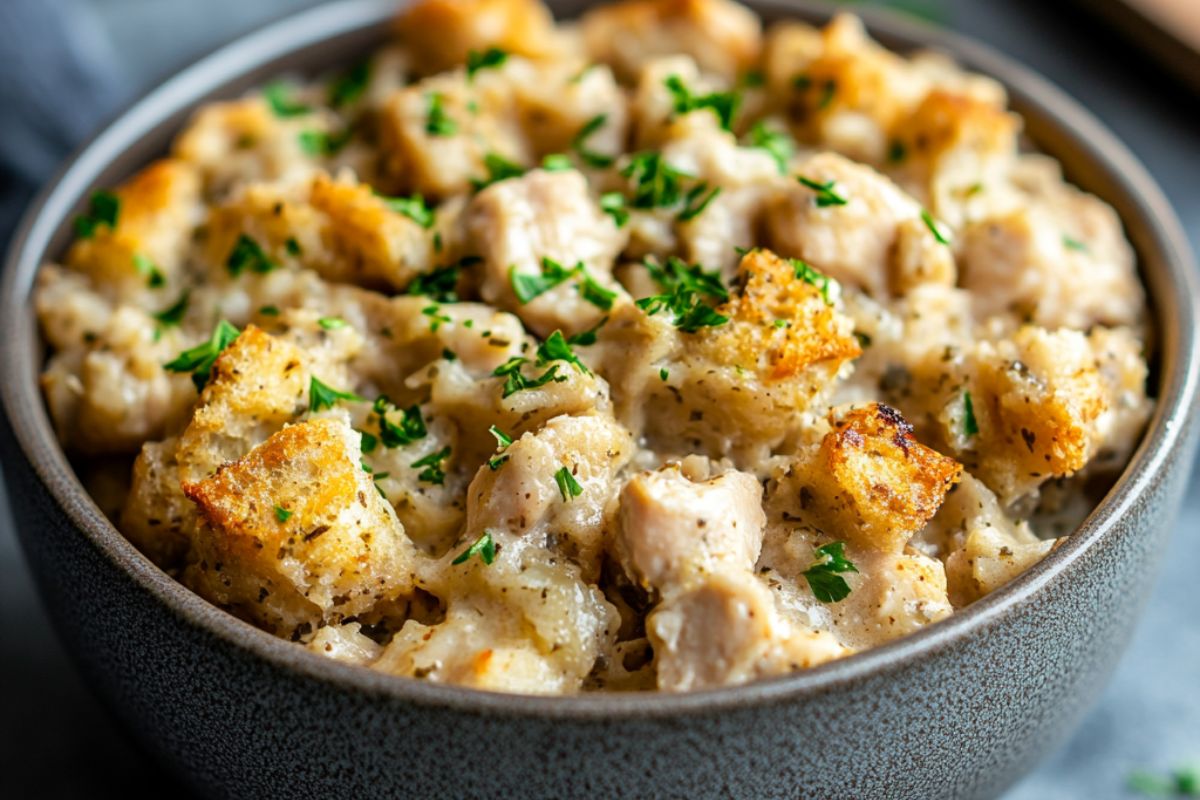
[394, 0, 564, 76]
[120, 438, 195, 568]
[811, 403, 961, 553]
[580, 0, 762, 83]
[183, 417, 417, 635]
[174, 325, 308, 485]
[66, 159, 201, 295]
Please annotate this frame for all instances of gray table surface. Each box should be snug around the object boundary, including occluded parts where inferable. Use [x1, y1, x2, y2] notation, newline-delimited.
[0, 1, 1196, 797]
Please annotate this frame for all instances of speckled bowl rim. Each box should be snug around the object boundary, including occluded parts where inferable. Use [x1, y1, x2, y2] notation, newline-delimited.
[2, 0, 1197, 720]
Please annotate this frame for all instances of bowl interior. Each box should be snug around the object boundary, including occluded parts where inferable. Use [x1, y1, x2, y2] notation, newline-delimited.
[2, 0, 1197, 715]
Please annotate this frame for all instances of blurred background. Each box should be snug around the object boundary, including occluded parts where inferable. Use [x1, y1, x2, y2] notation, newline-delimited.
[0, 0, 1196, 797]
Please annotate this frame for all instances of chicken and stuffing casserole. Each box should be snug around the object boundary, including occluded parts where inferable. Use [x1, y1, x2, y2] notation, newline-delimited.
[36, 0, 1152, 693]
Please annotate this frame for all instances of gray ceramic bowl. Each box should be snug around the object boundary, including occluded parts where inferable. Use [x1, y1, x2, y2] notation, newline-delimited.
[2, 1, 1198, 798]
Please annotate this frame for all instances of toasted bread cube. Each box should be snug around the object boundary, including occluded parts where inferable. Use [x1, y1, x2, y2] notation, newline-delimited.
[174, 326, 309, 485]
[66, 159, 201, 296]
[120, 438, 195, 568]
[183, 417, 417, 635]
[812, 403, 961, 553]
[394, 0, 565, 76]
[581, 0, 762, 83]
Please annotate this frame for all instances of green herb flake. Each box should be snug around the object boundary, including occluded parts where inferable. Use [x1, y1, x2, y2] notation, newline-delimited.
[1126, 765, 1200, 797]
[599, 192, 629, 227]
[678, 183, 721, 222]
[817, 79, 837, 110]
[659, 367, 669, 381]
[309, 377, 363, 412]
[789, 258, 838, 305]
[379, 192, 435, 228]
[537, 330, 591, 375]
[962, 391, 979, 438]
[425, 92, 457, 137]
[466, 47, 508, 79]
[749, 120, 794, 175]
[797, 176, 848, 208]
[541, 153, 573, 172]
[226, 234, 277, 276]
[421, 304, 451, 332]
[451, 530, 496, 565]
[487, 424, 513, 471]
[802, 541, 859, 603]
[274, 505, 293, 523]
[491, 357, 566, 398]
[132, 252, 166, 288]
[298, 128, 351, 156]
[317, 316, 347, 331]
[663, 74, 740, 131]
[411, 446, 452, 485]
[636, 256, 730, 333]
[373, 396, 427, 448]
[740, 70, 765, 88]
[407, 258, 477, 303]
[442, 348, 458, 361]
[285, 237, 302, 256]
[887, 139, 907, 164]
[164, 320, 240, 392]
[921, 210, 952, 245]
[854, 331, 873, 349]
[258, 305, 280, 316]
[472, 152, 525, 190]
[567, 316, 609, 347]
[571, 114, 614, 168]
[621, 152, 690, 210]
[1062, 235, 1088, 252]
[328, 61, 370, 108]
[263, 81, 311, 117]
[359, 430, 379, 454]
[74, 190, 120, 239]
[554, 466, 583, 502]
[152, 291, 190, 327]
[510, 257, 577, 304]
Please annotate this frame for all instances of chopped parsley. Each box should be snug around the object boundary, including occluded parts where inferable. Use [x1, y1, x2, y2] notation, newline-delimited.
[298, 128, 351, 156]
[541, 153, 572, 171]
[962, 391, 979, 437]
[1063, 235, 1088, 252]
[636, 256, 730, 333]
[887, 139, 907, 164]
[258, 305, 280, 316]
[802, 541, 859, 603]
[380, 193, 435, 228]
[74, 190, 120, 239]
[739, 70, 765, 88]
[451, 530, 496, 565]
[537, 330, 591, 375]
[554, 466, 583, 501]
[621, 152, 689, 210]
[411, 446, 451, 485]
[663, 74, 739, 131]
[309, 377, 362, 412]
[789, 258, 838, 305]
[406, 259, 476, 303]
[797, 176, 848, 208]
[492, 356, 566, 398]
[285, 237, 302, 256]
[510, 257, 614, 310]
[659, 367, 669, 381]
[749, 120, 793, 175]
[421, 304, 451, 332]
[328, 61, 370, 108]
[921, 210, 952, 245]
[164, 320, 240, 392]
[487, 425, 513, 470]
[359, 430, 379, 453]
[571, 114, 614, 168]
[678, 183, 721, 222]
[318, 316, 347, 330]
[599, 192, 629, 227]
[567, 316, 608, 347]
[274, 505, 293, 523]
[132, 252, 166, 288]
[263, 81, 311, 117]
[816, 79, 837, 110]
[373, 396, 427, 447]
[442, 348, 457, 361]
[472, 152, 525, 190]
[466, 47, 508, 79]
[425, 92, 457, 136]
[226, 234, 277, 276]
[152, 291, 190, 327]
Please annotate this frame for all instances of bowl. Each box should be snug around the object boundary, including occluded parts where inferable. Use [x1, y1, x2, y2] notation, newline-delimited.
[2, 1, 1197, 797]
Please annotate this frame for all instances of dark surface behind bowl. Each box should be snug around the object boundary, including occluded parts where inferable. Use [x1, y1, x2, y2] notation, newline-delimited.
[1, 2, 1198, 798]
